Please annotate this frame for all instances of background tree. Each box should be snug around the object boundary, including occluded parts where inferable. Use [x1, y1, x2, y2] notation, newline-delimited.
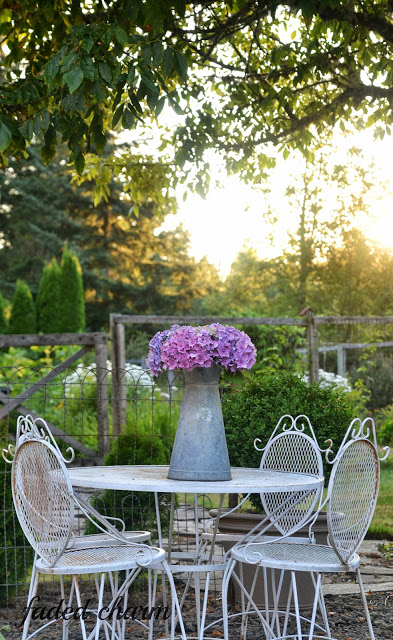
[59, 246, 86, 333]
[36, 259, 62, 333]
[8, 280, 36, 334]
[0, 146, 219, 330]
[1, 2, 393, 195]
[0, 147, 89, 300]
[0, 291, 7, 334]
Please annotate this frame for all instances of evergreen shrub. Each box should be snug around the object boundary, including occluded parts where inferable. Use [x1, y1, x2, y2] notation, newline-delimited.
[59, 246, 85, 332]
[8, 280, 36, 334]
[222, 370, 355, 510]
[36, 259, 62, 333]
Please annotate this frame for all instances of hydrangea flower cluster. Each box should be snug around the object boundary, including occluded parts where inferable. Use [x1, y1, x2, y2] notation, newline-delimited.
[301, 369, 352, 392]
[146, 323, 257, 376]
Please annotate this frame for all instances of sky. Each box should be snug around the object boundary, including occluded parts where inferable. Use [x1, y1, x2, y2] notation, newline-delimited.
[166, 130, 393, 277]
[124, 107, 393, 278]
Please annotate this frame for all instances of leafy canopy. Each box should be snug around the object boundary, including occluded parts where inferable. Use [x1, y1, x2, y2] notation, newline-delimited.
[1, 1, 393, 194]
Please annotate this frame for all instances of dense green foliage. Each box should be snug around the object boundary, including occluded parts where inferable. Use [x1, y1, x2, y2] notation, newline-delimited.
[86, 430, 171, 538]
[59, 246, 86, 332]
[1, 2, 393, 195]
[222, 370, 355, 510]
[8, 280, 36, 334]
[36, 259, 62, 333]
[0, 292, 7, 334]
[0, 456, 34, 605]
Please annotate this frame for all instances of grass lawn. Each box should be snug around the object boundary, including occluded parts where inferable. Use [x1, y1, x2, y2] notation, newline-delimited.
[367, 456, 393, 540]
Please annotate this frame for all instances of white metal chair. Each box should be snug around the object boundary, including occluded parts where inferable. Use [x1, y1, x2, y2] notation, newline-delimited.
[6, 415, 152, 548]
[2, 415, 186, 640]
[223, 417, 390, 640]
[204, 414, 329, 639]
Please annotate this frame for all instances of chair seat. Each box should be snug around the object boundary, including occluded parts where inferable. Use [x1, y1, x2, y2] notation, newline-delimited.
[69, 530, 151, 549]
[231, 541, 360, 573]
[36, 544, 165, 575]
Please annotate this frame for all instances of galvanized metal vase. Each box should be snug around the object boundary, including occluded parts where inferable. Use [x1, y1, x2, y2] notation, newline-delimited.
[168, 364, 232, 481]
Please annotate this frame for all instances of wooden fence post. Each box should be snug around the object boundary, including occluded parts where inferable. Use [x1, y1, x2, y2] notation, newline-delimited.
[110, 314, 127, 436]
[337, 345, 346, 378]
[116, 321, 127, 430]
[110, 313, 120, 437]
[94, 335, 110, 460]
[307, 311, 319, 383]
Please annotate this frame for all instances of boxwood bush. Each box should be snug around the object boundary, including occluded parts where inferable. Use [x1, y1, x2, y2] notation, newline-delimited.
[221, 370, 355, 510]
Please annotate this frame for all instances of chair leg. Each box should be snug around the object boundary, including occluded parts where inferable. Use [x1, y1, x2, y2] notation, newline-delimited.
[121, 570, 130, 640]
[148, 569, 158, 640]
[308, 572, 322, 640]
[222, 558, 237, 640]
[199, 570, 210, 640]
[290, 571, 303, 640]
[21, 569, 39, 640]
[357, 567, 376, 640]
[161, 559, 187, 640]
[311, 572, 331, 638]
[74, 575, 89, 640]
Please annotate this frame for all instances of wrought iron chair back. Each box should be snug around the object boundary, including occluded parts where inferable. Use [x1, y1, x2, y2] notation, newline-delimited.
[327, 436, 379, 564]
[256, 414, 328, 536]
[12, 435, 74, 567]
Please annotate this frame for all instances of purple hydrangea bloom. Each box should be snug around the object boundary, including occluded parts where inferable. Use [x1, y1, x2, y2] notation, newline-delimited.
[146, 323, 257, 376]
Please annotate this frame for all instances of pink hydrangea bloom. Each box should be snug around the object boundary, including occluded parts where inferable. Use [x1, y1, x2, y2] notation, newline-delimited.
[146, 323, 257, 376]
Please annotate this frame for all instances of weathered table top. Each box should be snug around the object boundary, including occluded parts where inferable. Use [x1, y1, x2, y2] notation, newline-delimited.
[69, 464, 323, 493]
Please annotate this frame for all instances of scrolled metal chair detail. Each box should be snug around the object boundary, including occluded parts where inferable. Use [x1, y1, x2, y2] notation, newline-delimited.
[2, 414, 186, 640]
[222, 416, 389, 640]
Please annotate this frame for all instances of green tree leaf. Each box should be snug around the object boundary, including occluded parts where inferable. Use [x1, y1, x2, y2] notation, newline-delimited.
[98, 61, 112, 84]
[162, 48, 173, 78]
[174, 51, 188, 81]
[41, 145, 56, 165]
[0, 122, 12, 152]
[64, 66, 84, 93]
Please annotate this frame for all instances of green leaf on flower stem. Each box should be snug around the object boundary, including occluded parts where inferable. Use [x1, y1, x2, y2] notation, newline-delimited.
[0, 122, 12, 152]
[64, 66, 83, 93]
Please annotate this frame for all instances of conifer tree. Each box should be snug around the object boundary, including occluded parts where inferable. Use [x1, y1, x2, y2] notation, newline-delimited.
[8, 280, 36, 334]
[36, 259, 62, 333]
[59, 247, 85, 332]
[0, 291, 7, 334]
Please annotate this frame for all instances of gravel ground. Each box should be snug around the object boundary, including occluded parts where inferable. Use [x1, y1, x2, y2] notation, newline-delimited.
[1, 542, 392, 639]
[1, 584, 392, 639]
